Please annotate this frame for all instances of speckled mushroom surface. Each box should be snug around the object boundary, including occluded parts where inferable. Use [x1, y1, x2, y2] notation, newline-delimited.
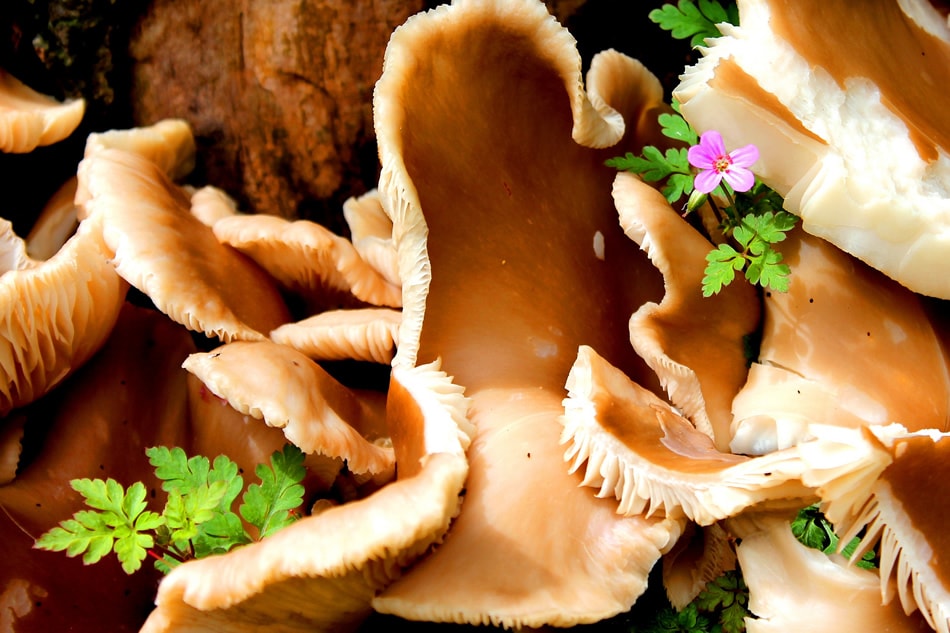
[674, 0, 950, 298]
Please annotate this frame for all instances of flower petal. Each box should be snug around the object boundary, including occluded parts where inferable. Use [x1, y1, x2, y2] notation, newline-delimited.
[700, 130, 726, 157]
[723, 165, 756, 192]
[687, 143, 716, 170]
[728, 143, 759, 169]
[694, 168, 723, 193]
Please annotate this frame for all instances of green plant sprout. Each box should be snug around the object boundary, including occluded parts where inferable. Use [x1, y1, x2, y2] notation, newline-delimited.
[649, 0, 740, 48]
[34, 444, 307, 574]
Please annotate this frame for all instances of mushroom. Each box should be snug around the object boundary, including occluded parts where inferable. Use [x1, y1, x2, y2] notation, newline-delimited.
[370, 0, 690, 626]
[0, 68, 85, 154]
[140, 359, 471, 632]
[76, 147, 291, 343]
[729, 228, 950, 456]
[0, 209, 127, 416]
[614, 171, 761, 451]
[733, 514, 930, 632]
[210, 213, 402, 311]
[0, 304, 198, 632]
[182, 339, 395, 477]
[342, 189, 400, 289]
[673, 0, 950, 298]
[270, 308, 401, 364]
[809, 429, 950, 633]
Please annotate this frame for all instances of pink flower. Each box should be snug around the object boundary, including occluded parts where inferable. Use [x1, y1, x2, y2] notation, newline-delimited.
[687, 130, 759, 194]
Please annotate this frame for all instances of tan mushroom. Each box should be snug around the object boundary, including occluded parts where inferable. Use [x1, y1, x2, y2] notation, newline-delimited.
[182, 339, 395, 476]
[0, 68, 85, 153]
[0, 210, 127, 416]
[370, 0, 694, 626]
[76, 147, 291, 343]
[141, 360, 471, 633]
[729, 229, 950, 456]
[733, 514, 930, 632]
[811, 429, 950, 633]
[211, 213, 402, 311]
[342, 189, 400, 288]
[615, 171, 760, 451]
[674, 0, 950, 298]
[270, 308, 401, 364]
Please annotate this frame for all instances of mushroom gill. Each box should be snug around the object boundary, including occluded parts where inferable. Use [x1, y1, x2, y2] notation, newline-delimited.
[0, 209, 127, 417]
[729, 229, 950, 456]
[371, 0, 689, 626]
[0, 68, 85, 154]
[76, 147, 291, 343]
[673, 0, 950, 299]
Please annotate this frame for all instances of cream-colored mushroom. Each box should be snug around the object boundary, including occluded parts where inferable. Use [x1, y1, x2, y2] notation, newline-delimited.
[370, 0, 692, 626]
[211, 213, 402, 311]
[77, 147, 291, 342]
[270, 308, 401, 364]
[812, 429, 950, 633]
[182, 339, 395, 476]
[0, 68, 85, 153]
[730, 229, 950, 456]
[674, 0, 950, 298]
[734, 515, 929, 632]
[342, 189, 400, 288]
[0, 210, 127, 416]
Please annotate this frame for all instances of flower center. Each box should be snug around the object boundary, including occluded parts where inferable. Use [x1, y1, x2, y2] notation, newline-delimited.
[713, 155, 732, 173]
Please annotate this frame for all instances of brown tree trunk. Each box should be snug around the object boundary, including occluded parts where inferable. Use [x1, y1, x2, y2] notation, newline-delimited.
[128, 0, 425, 229]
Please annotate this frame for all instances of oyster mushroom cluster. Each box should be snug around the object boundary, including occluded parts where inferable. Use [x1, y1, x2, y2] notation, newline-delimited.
[2, 0, 950, 632]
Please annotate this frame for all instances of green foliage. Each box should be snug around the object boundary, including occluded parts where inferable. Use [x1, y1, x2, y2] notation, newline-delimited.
[632, 570, 752, 633]
[701, 207, 797, 297]
[34, 479, 163, 574]
[604, 110, 696, 205]
[606, 107, 797, 297]
[35, 444, 307, 574]
[792, 505, 878, 569]
[648, 0, 740, 48]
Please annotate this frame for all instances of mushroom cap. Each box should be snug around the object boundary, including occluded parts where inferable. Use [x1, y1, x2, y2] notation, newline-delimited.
[82, 118, 196, 181]
[816, 431, 950, 633]
[735, 516, 930, 633]
[77, 147, 291, 343]
[614, 171, 761, 451]
[142, 360, 470, 633]
[561, 345, 813, 526]
[342, 189, 400, 287]
[25, 177, 79, 261]
[0, 211, 127, 416]
[0, 68, 85, 153]
[212, 213, 402, 310]
[371, 0, 696, 625]
[182, 339, 395, 475]
[375, 384, 683, 628]
[674, 0, 950, 298]
[730, 229, 950, 456]
[187, 185, 240, 227]
[270, 307, 401, 364]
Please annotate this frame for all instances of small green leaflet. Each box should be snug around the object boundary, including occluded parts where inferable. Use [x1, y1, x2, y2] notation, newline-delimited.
[792, 505, 877, 569]
[649, 0, 739, 48]
[604, 111, 696, 205]
[701, 211, 797, 297]
[241, 444, 307, 539]
[34, 479, 163, 574]
[35, 444, 308, 575]
[633, 569, 752, 633]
